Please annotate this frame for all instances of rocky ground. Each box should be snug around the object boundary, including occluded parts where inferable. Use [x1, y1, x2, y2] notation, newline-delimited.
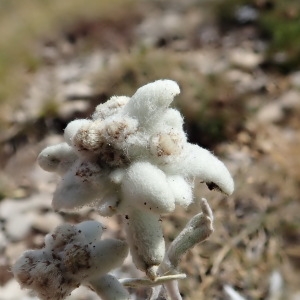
[0, 0, 300, 299]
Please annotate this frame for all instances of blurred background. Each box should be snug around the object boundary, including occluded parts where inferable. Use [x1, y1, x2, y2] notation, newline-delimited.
[0, 0, 299, 299]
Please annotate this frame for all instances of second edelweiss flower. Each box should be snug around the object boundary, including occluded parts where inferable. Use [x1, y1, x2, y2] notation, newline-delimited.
[12, 221, 129, 300]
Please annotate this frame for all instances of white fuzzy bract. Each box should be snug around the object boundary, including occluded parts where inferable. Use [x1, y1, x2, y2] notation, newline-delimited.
[38, 143, 77, 175]
[123, 80, 180, 128]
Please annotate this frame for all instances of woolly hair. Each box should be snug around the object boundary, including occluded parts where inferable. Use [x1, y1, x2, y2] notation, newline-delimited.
[120, 161, 175, 214]
[161, 143, 234, 195]
[92, 96, 130, 120]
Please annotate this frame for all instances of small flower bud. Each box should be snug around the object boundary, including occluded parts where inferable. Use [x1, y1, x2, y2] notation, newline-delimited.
[92, 96, 130, 120]
[149, 130, 185, 165]
[64, 119, 92, 146]
[73, 119, 105, 153]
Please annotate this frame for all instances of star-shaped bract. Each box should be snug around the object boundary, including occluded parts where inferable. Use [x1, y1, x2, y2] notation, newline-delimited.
[37, 79, 234, 278]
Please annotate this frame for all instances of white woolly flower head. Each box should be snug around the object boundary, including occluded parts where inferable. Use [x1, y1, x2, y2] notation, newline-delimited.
[12, 221, 128, 300]
[36, 79, 234, 281]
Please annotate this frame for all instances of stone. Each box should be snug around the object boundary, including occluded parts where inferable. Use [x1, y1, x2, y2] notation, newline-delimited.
[290, 71, 300, 88]
[256, 102, 284, 124]
[229, 48, 263, 70]
[32, 212, 63, 233]
[5, 213, 34, 241]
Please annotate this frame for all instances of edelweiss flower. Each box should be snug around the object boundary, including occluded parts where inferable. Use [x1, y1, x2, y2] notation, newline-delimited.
[37, 79, 234, 279]
[12, 221, 129, 300]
